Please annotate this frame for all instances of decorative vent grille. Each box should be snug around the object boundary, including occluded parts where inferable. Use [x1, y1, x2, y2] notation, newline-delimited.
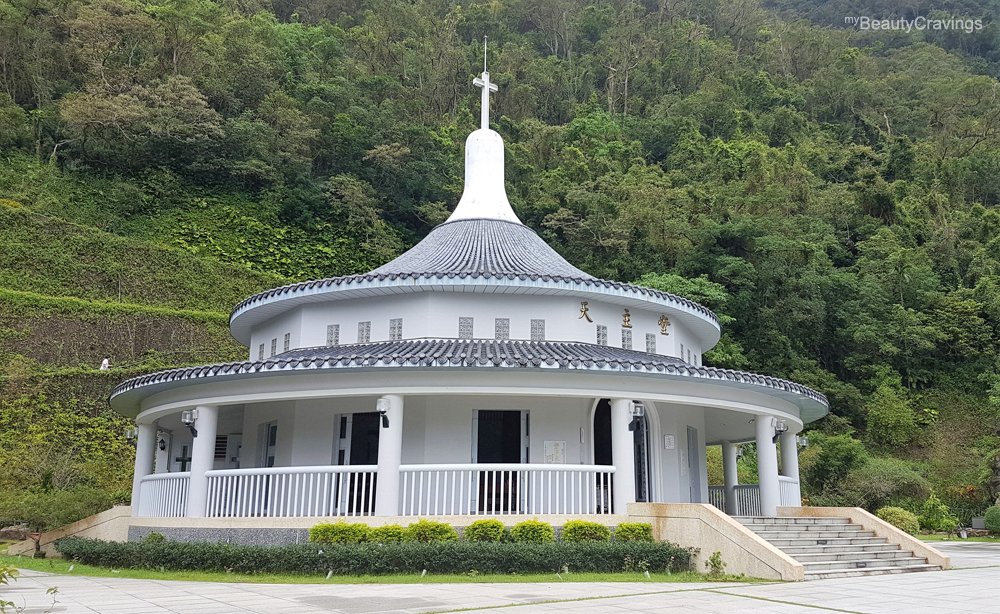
[270, 338, 277, 357]
[390, 318, 403, 340]
[357, 321, 371, 343]
[597, 325, 608, 346]
[214, 436, 228, 460]
[326, 324, 340, 346]
[621, 328, 632, 350]
[495, 318, 510, 341]
[283, 333, 290, 352]
[459, 317, 474, 339]
[646, 333, 656, 353]
[257, 343, 264, 361]
[530, 319, 545, 341]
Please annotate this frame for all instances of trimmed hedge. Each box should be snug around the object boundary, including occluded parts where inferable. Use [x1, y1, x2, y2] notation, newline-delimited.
[614, 523, 654, 542]
[562, 520, 610, 542]
[985, 506, 1000, 534]
[876, 506, 919, 535]
[55, 538, 693, 575]
[463, 519, 506, 542]
[405, 519, 458, 543]
[369, 525, 407, 543]
[510, 520, 554, 543]
[309, 522, 370, 544]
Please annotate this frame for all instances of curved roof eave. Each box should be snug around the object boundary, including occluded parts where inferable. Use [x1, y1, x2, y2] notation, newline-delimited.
[229, 274, 722, 346]
[110, 339, 827, 423]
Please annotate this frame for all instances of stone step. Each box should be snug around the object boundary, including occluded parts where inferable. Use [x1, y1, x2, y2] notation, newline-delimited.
[767, 536, 888, 547]
[792, 549, 914, 563]
[754, 530, 876, 540]
[802, 556, 928, 572]
[737, 516, 852, 525]
[780, 543, 901, 555]
[804, 564, 942, 580]
[746, 524, 865, 533]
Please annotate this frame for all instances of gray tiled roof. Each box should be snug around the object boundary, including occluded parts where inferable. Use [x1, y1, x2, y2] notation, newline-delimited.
[110, 339, 828, 408]
[231, 219, 719, 325]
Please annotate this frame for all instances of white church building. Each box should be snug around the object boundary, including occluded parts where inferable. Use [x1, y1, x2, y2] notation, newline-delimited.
[111, 69, 829, 532]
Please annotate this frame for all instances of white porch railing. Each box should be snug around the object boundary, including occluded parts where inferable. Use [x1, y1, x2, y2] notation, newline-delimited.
[778, 476, 801, 507]
[398, 463, 615, 516]
[708, 478, 801, 517]
[204, 465, 377, 518]
[137, 472, 190, 517]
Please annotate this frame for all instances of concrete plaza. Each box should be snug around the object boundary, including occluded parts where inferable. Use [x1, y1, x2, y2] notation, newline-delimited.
[2, 542, 995, 614]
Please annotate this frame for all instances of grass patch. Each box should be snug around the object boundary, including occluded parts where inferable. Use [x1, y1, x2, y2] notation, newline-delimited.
[918, 534, 1000, 543]
[0, 555, 754, 585]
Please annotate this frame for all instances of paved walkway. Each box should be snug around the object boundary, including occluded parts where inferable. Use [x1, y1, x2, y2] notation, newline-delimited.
[3, 542, 997, 614]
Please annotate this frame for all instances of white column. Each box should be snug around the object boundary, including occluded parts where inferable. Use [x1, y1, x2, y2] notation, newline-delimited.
[130, 422, 157, 511]
[722, 441, 739, 516]
[374, 394, 404, 516]
[755, 416, 781, 517]
[186, 405, 218, 518]
[610, 398, 636, 514]
[779, 431, 802, 506]
[154, 431, 170, 474]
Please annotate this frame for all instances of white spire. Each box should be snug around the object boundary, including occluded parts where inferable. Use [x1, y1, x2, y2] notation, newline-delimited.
[446, 45, 521, 225]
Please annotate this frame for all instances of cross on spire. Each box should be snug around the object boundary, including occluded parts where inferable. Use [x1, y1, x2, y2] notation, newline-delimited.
[473, 36, 497, 129]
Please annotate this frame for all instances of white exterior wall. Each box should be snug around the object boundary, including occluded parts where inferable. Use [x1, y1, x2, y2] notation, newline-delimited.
[650, 402, 708, 503]
[248, 293, 703, 361]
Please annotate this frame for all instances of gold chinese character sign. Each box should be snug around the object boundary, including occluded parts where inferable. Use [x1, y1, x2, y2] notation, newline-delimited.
[578, 301, 593, 322]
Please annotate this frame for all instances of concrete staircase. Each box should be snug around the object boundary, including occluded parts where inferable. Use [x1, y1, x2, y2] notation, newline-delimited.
[738, 516, 942, 580]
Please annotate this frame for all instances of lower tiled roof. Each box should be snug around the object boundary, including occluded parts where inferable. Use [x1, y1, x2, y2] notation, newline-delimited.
[110, 339, 828, 407]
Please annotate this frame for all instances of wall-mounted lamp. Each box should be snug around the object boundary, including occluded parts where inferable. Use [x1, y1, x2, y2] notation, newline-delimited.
[628, 400, 645, 432]
[797, 434, 809, 449]
[376, 398, 390, 428]
[735, 445, 744, 460]
[772, 419, 789, 444]
[180, 409, 198, 438]
[124, 426, 137, 444]
[158, 438, 167, 451]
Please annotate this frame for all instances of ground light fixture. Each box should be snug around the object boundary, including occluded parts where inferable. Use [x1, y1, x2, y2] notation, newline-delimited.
[181, 409, 199, 438]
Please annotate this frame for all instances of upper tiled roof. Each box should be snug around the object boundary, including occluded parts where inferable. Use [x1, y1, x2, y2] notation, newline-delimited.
[230, 219, 719, 326]
[110, 339, 828, 411]
[371, 218, 592, 278]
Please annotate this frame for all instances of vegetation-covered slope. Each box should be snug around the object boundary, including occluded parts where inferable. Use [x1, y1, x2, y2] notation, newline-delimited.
[1, 0, 999, 526]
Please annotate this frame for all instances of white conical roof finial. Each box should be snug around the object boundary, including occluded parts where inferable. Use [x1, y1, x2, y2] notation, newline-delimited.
[446, 40, 521, 225]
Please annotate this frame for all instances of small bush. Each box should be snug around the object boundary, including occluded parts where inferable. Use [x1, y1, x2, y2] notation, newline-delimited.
[463, 519, 506, 543]
[309, 522, 369, 544]
[369, 525, 406, 544]
[405, 520, 458, 543]
[510, 520, 554, 543]
[562, 520, 610, 542]
[876, 507, 919, 535]
[143, 532, 167, 543]
[55, 538, 694, 575]
[705, 551, 726, 577]
[984, 506, 1000, 534]
[919, 492, 959, 533]
[614, 523, 654, 542]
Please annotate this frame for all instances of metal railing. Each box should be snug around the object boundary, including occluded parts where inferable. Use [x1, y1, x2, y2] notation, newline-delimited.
[137, 472, 190, 517]
[398, 463, 616, 516]
[204, 465, 377, 518]
[708, 478, 801, 516]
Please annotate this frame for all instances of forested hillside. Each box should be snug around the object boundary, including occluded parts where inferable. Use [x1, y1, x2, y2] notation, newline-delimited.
[1, 0, 999, 527]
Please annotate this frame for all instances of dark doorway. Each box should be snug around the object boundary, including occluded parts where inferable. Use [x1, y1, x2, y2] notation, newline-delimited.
[475, 410, 523, 512]
[476, 410, 522, 463]
[344, 412, 380, 513]
[594, 400, 612, 466]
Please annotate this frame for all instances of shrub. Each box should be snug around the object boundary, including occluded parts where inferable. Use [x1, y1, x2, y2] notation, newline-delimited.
[405, 520, 458, 543]
[369, 525, 407, 544]
[919, 492, 959, 533]
[143, 532, 167, 543]
[865, 385, 918, 448]
[0, 486, 117, 531]
[614, 523, 654, 542]
[55, 538, 693, 575]
[801, 433, 869, 495]
[984, 506, 1000, 534]
[510, 520, 554, 544]
[705, 551, 726, 577]
[309, 522, 369, 544]
[834, 457, 930, 511]
[463, 519, 506, 543]
[876, 507, 920, 535]
[562, 520, 610, 542]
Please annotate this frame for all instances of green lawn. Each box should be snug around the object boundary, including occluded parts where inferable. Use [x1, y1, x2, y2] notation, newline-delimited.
[0, 555, 758, 585]
[918, 534, 1000, 543]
